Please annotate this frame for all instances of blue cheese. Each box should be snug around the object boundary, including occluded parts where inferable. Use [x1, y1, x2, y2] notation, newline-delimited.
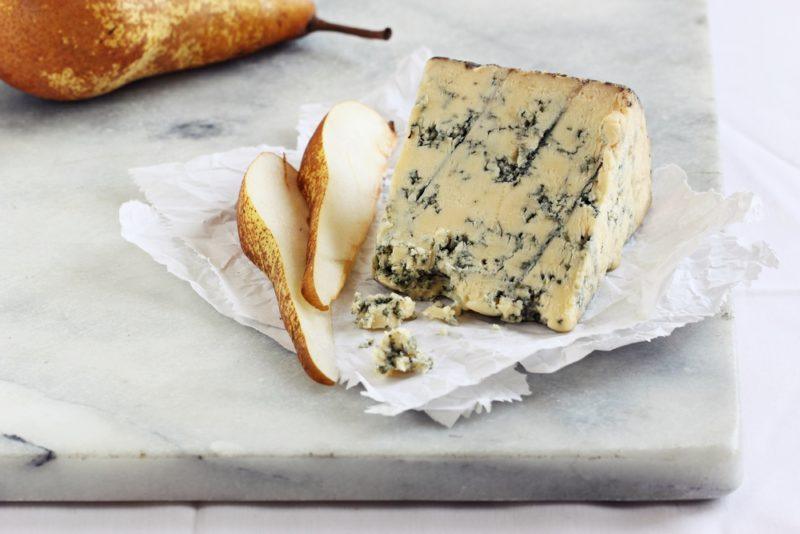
[373, 58, 651, 332]
[423, 303, 460, 325]
[351, 292, 416, 330]
[374, 328, 432, 375]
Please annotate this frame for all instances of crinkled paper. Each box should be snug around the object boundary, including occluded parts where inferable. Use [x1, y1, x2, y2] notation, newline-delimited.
[119, 48, 776, 426]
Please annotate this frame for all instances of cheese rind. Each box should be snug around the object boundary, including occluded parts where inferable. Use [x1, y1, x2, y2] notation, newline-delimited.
[373, 58, 651, 332]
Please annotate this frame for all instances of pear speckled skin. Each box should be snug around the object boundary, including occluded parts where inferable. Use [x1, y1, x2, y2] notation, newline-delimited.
[0, 0, 315, 100]
[296, 117, 331, 310]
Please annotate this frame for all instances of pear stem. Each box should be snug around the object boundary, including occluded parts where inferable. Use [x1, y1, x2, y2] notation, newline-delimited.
[306, 16, 392, 40]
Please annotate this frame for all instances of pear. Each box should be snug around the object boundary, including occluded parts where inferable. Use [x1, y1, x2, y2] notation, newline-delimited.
[237, 152, 337, 385]
[0, 0, 390, 100]
[297, 101, 396, 310]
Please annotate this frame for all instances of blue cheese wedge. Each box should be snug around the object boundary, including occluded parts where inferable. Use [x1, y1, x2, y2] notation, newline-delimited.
[373, 57, 651, 332]
[423, 303, 460, 325]
[351, 292, 416, 330]
[374, 328, 432, 375]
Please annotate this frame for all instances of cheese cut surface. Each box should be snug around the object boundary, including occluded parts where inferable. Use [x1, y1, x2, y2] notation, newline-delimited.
[373, 58, 651, 332]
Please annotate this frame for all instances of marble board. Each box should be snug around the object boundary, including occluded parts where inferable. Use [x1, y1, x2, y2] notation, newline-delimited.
[0, 0, 740, 500]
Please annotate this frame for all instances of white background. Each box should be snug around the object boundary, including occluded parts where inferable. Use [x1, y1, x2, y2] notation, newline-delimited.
[2, 0, 798, 531]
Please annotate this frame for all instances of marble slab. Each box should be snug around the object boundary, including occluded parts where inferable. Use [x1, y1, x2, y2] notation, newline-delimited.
[0, 0, 739, 500]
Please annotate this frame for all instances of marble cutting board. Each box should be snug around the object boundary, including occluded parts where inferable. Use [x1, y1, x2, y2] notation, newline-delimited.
[0, 0, 740, 500]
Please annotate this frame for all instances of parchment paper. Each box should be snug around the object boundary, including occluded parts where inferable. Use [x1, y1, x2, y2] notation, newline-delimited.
[119, 48, 776, 426]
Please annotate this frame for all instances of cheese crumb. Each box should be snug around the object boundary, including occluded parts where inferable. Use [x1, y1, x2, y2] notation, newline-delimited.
[351, 292, 416, 330]
[374, 328, 432, 375]
[423, 302, 461, 325]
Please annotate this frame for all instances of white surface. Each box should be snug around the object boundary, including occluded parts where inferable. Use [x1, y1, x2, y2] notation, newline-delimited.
[0, 0, 744, 503]
[1, 0, 798, 531]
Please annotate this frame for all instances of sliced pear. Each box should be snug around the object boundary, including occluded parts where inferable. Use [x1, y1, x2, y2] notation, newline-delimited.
[297, 101, 397, 310]
[237, 152, 337, 385]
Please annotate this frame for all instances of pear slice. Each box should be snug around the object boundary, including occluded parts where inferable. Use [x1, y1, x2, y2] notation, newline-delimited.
[297, 101, 397, 310]
[237, 152, 337, 385]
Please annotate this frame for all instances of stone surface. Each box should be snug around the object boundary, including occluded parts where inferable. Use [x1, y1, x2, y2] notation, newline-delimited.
[0, 0, 739, 500]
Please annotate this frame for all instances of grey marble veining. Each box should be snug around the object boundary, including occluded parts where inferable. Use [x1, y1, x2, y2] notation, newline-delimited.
[0, 0, 739, 500]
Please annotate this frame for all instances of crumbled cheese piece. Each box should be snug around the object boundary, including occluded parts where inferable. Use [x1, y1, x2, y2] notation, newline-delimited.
[491, 324, 502, 331]
[374, 328, 432, 375]
[423, 302, 460, 325]
[373, 57, 651, 332]
[351, 292, 416, 330]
